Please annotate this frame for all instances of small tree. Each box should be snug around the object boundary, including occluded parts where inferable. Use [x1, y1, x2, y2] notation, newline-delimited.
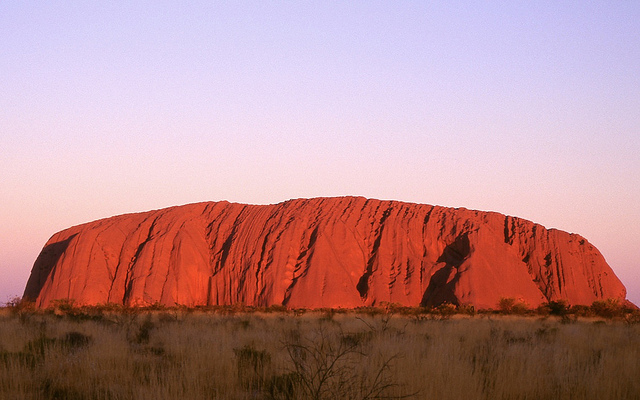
[281, 326, 413, 400]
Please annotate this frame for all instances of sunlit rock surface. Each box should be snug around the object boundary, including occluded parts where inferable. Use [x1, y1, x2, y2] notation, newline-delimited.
[24, 197, 627, 309]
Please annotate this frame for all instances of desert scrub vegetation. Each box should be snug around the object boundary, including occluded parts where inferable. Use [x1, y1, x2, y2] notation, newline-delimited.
[0, 302, 639, 399]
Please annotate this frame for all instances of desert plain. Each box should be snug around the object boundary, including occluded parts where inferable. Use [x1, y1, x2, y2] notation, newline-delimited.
[1, 302, 639, 400]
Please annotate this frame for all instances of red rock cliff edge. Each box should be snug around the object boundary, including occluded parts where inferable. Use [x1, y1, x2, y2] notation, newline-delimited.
[23, 197, 627, 309]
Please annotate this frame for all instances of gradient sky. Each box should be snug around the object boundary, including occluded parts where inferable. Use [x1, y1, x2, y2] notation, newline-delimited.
[1, 2, 639, 306]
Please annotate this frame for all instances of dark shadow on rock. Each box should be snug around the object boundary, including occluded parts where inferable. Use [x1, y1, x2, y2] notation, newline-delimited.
[22, 234, 77, 301]
[421, 234, 470, 307]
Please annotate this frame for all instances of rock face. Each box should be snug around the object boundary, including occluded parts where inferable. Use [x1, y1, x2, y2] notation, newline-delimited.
[24, 197, 627, 309]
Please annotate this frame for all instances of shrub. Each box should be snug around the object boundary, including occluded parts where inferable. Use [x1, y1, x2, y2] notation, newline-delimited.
[4, 296, 22, 309]
[435, 303, 457, 318]
[233, 345, 272, 391]
[570, 305, 593, 317]
[498, 298, 530, 315]
[457, 303, 476, 316]
[498, 298, 516, 313]
[50, 298, 76, 315]
[24, 335, 57, 361]
[540, 300, 570, 317]
[94, 302, 125, 312]
[624, 311, 640, 325]
[4, 296, 35, 315]
[265, 304, 288, 313]
[61, 331, 92, 350]
[130, 317, 155, 345]
[590, 298, 624, 318]
[264, 372, 299, 400]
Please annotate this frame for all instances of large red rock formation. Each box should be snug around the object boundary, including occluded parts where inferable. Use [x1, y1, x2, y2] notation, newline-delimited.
[24, 197, 627, 309]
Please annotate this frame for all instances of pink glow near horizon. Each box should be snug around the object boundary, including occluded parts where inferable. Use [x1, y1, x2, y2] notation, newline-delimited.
[1, 2, 639, 305]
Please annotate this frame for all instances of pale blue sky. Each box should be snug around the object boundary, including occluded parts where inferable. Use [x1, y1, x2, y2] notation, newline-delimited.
[1, 1, 639, 305]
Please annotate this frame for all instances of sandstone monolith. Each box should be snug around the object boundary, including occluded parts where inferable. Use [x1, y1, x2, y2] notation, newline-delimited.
[24, 197, 627, 309]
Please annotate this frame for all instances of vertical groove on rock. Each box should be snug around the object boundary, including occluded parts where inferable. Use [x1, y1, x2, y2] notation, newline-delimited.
[123, 215, 159, 304]
[554, 247, 564, 294]
[217, 229, 236, 275]
[283, 225, 319, 306]
[503, 216, 512, 244]
[356, 205, 393, 299]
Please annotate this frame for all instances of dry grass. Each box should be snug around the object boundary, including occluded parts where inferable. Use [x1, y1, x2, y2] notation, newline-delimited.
[0, 308, 638, 399]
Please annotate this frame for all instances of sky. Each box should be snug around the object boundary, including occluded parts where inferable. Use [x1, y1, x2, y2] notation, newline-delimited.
[1, 1, 639, 306]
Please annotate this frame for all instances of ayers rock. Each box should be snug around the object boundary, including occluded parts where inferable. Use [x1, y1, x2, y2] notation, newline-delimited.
[24, 197, 627, 309]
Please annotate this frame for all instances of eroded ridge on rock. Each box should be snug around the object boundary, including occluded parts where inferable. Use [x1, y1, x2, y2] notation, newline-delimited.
[24, 197, 627, 309]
